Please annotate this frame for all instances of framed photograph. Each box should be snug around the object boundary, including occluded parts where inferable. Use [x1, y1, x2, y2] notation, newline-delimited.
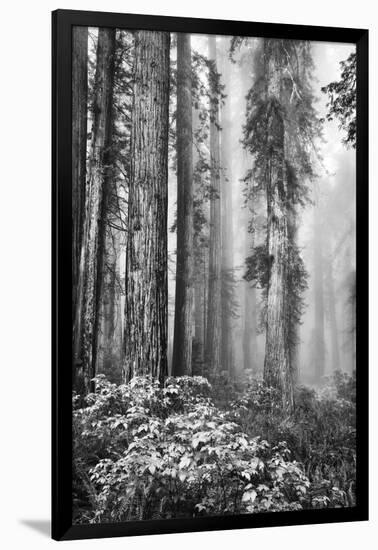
[52, 9, 368, 541]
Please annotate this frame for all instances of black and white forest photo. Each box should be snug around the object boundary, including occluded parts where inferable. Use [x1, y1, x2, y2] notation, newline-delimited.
[71, 26, 358, 525]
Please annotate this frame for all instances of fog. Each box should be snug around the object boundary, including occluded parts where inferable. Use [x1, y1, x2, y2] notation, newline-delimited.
[168, 36, 356, 384]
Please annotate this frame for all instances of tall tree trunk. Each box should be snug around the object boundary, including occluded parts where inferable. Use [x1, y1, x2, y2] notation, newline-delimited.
[72, 27, 88, 322]
[124, 31, 170, 383]
[287, 197, 299, 385]
[238, 64, 258, 375]
[349, 245, 356, 373]
[103, 234, 117, 354]
[243, 226, 258, 373]
[73, 28, 116, 394]
[348, 269, 356, 373]
[313, 202, 326, 382]
[243, 288, 258, 372]
[192, 107, 205, 370]
[327, 255, 340, 372]
[203, 251, 208, 352]
[263, 40, 293, 412]
[340, 244, 355, 373]
[98, 229, 123, 383]
[172, 33, 194, 377]
[220, 38, 235, 376]
[193, 269, 204, 365]
[205, 36, 222, 374]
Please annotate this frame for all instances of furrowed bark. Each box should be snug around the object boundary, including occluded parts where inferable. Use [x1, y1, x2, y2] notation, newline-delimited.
[192, 107, 205, 369]
[172, 33, 194, 377]
[243, 224, 258, 373]
[72, 26, 88, 322]
[193, 268, 204, 364]
[263, 40, 293, 413]
[97, 229, 123, 382]
[74, 28, 116, 394]
[124, 31, 170, 383]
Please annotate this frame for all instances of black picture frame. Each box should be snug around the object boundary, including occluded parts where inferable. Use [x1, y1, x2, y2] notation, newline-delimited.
[52, 9, 369, 541]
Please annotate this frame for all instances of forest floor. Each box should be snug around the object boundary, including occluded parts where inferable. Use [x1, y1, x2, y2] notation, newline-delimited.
[73, 370, 356, 524]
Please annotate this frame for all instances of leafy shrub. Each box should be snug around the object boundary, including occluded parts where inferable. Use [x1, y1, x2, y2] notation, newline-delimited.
[230, 371, 356, 508]
[73, 375, 309, 523]
[73, 371, 355, 523]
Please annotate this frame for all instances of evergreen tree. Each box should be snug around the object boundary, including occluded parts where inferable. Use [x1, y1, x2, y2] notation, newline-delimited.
[219, 36, 236, 377]
[243, 39, 318, 411]
[205, 36, 222, 375]
[172, 33, 194, 376]
[321, 52, 356, 148]
[72, 27, 88, 323]
[124, 31, 170, 383]
[97, 30, 134, 384]
[74, 28, 116, 394]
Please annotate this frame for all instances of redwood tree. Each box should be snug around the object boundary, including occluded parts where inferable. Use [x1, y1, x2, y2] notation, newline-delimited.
[313, 201, 326, 382]
[74, 28, 116, 394]
[172, 33, 194, 376]
[243, 224, 258, 373]
[72, 26, 88, 320]
[327, 254, 340, 372]
[242, 39, 318, 412]
[220, 37, 235, 376]
[262, 40, 292, 410]
[124, 31, 170, 383]
[205, 36, 222, 374]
